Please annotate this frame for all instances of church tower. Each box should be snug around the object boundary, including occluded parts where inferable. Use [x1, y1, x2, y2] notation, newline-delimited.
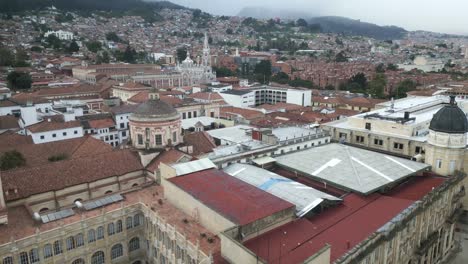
[202, 32, 211, 67]
[425, 96, 468, 176]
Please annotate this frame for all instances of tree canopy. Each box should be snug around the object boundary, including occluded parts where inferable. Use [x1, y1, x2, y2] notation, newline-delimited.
[7, 72, 32, 90]
[0, 150, 26, 171]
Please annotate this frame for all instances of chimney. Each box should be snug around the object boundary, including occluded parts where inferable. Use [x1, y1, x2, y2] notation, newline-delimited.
[404, 112, 410, 119]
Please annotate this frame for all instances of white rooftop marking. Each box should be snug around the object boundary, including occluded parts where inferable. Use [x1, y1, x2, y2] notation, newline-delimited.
[351, 157, 394, 182]
[385, 156, 416, 172]
[312, 158, 341, 175]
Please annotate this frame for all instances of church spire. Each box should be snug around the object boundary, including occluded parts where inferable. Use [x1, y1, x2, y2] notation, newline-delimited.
[202, 32, 211, 67]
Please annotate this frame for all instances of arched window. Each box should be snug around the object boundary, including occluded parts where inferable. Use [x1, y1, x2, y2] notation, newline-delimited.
[76, 233, 84, 247]
[132, 183, 139, 188]
[116, 220, 123, 233]
[29, 249, 39, 263]
[108, 222, 115, 236]
[39, 208, 49, 213]
[66, 236, 76, 250]
[132, 261, 141, 264]
[53, 240, 63, 255]
[19, 252, 28, 264]
[126, 216, 133, 229]
[88, 229, 96, 243]
[129, 237, 140, 252]
[105, 190, 113, 194]
[43, 244, 53, 259]
[2, 256, 13, 264]
[97, 226, 104, 240]
[111, 244, 123, 259]
[71, 258, 85, 264]
[133, 214, 142, 227]
[91, 251, 105, 264]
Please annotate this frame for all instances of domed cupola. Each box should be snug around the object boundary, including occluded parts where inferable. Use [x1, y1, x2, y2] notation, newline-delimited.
[130, 89, 180, 123]
[429, 96, 468, 134]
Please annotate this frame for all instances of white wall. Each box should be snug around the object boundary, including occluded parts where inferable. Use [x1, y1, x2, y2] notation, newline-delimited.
[30, 127, 84, 144]
[286, 89, 312, 107]
[219, 92, 255, 108]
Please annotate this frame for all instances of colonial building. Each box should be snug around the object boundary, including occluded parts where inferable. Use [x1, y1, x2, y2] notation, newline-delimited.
[129, 91, 182, 150]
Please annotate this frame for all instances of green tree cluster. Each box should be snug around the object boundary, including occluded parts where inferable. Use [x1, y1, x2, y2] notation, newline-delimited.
[253, 60, 272, 84]
[7, 71, 32, 90]
[391, 79, 417, 99]
[86, 41, 102, 53]
[0, 150, 26, 171]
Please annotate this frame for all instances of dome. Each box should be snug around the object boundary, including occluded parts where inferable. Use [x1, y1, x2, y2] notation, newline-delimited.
[131, 99, 179, 122]
[429, 96, 468, 134]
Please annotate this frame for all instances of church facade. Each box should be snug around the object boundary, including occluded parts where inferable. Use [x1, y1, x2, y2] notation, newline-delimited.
[176, 33, 216, 86]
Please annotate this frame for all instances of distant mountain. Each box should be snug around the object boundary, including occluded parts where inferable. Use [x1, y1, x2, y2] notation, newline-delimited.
[0, 0, 186, 13]
[237, 6, 318, 20]
[308, 16, 407, 40]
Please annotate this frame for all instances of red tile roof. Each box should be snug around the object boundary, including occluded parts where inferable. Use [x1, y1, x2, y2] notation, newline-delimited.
[0, 115, 19, 130]
[1, 150, 143, 201]
[88, 118, 115, 129]
[168, 169, 294, 225]
[244, 176, 446, 264]
[27, 119, 81, 133]
[0, 136, 113, 169]
[220, 107, 264, 121]
[183, 132, 217, 156]
[146, 149, 189, 172]
[188, 92, 223, 101]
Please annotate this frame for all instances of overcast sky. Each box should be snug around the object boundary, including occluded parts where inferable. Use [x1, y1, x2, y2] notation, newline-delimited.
[167, 0, 468, 35]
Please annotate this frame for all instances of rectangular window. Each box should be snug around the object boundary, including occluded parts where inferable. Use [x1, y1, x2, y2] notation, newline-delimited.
[188, 112, 192, 118]
[210, 111, 215, 118]
[74, 130, 78, 134]
[436, 159, 442, 169]
[449, 160, 456, 174]
[63, 132, 67, 136]
[356, 136, 365, 143]
[52, 133, 56, 138]
[138, 134, 143, 145]
[365, 122, 371, 130]
[415, 146, 422, 154]
[40, 135, 45, 140]
[120, 123, 125, 129]
[182, 113, 186, 119]
[193, 111, 197, 118]
[173, 131, 177, 143]
[393, 143, 404, 150]
[122, 131, 126, 137]
[374, 139, 383, 146]
[155, 135, 162, 145]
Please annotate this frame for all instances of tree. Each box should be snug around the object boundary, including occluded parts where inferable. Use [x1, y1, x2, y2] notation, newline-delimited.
[46, 34, 62, 50]
[30, 46, 43, 53]
[253, 60, 272, 84]
[226, 28, 233, 35]
[176, 47, 187, 63]
[101, 51, 110, 63]
[7, 72, 32, 90]
[68, 40, 79, 53]
[368, 73, 387, 99]
[335, 51, 348, 62]
[375, 63, 386, 73]
[271, 72, 290, 84]
[296, 18, 308, 27]
[123, 45, 136, 63]
[106, 32, 121, 43]
[392, 79, 417, 99]
[86, 41, 102, 53]
[0, 47, 15, 66]
[387, 63, 398, 71]
[0, 150, 26, 171]
[213, 67, 235, 77]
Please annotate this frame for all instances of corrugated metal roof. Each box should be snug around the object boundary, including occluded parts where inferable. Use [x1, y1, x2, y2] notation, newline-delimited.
[223, 164, 340, 217]
[275, 143, 430, 194]
[171, 158, 216, 176]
